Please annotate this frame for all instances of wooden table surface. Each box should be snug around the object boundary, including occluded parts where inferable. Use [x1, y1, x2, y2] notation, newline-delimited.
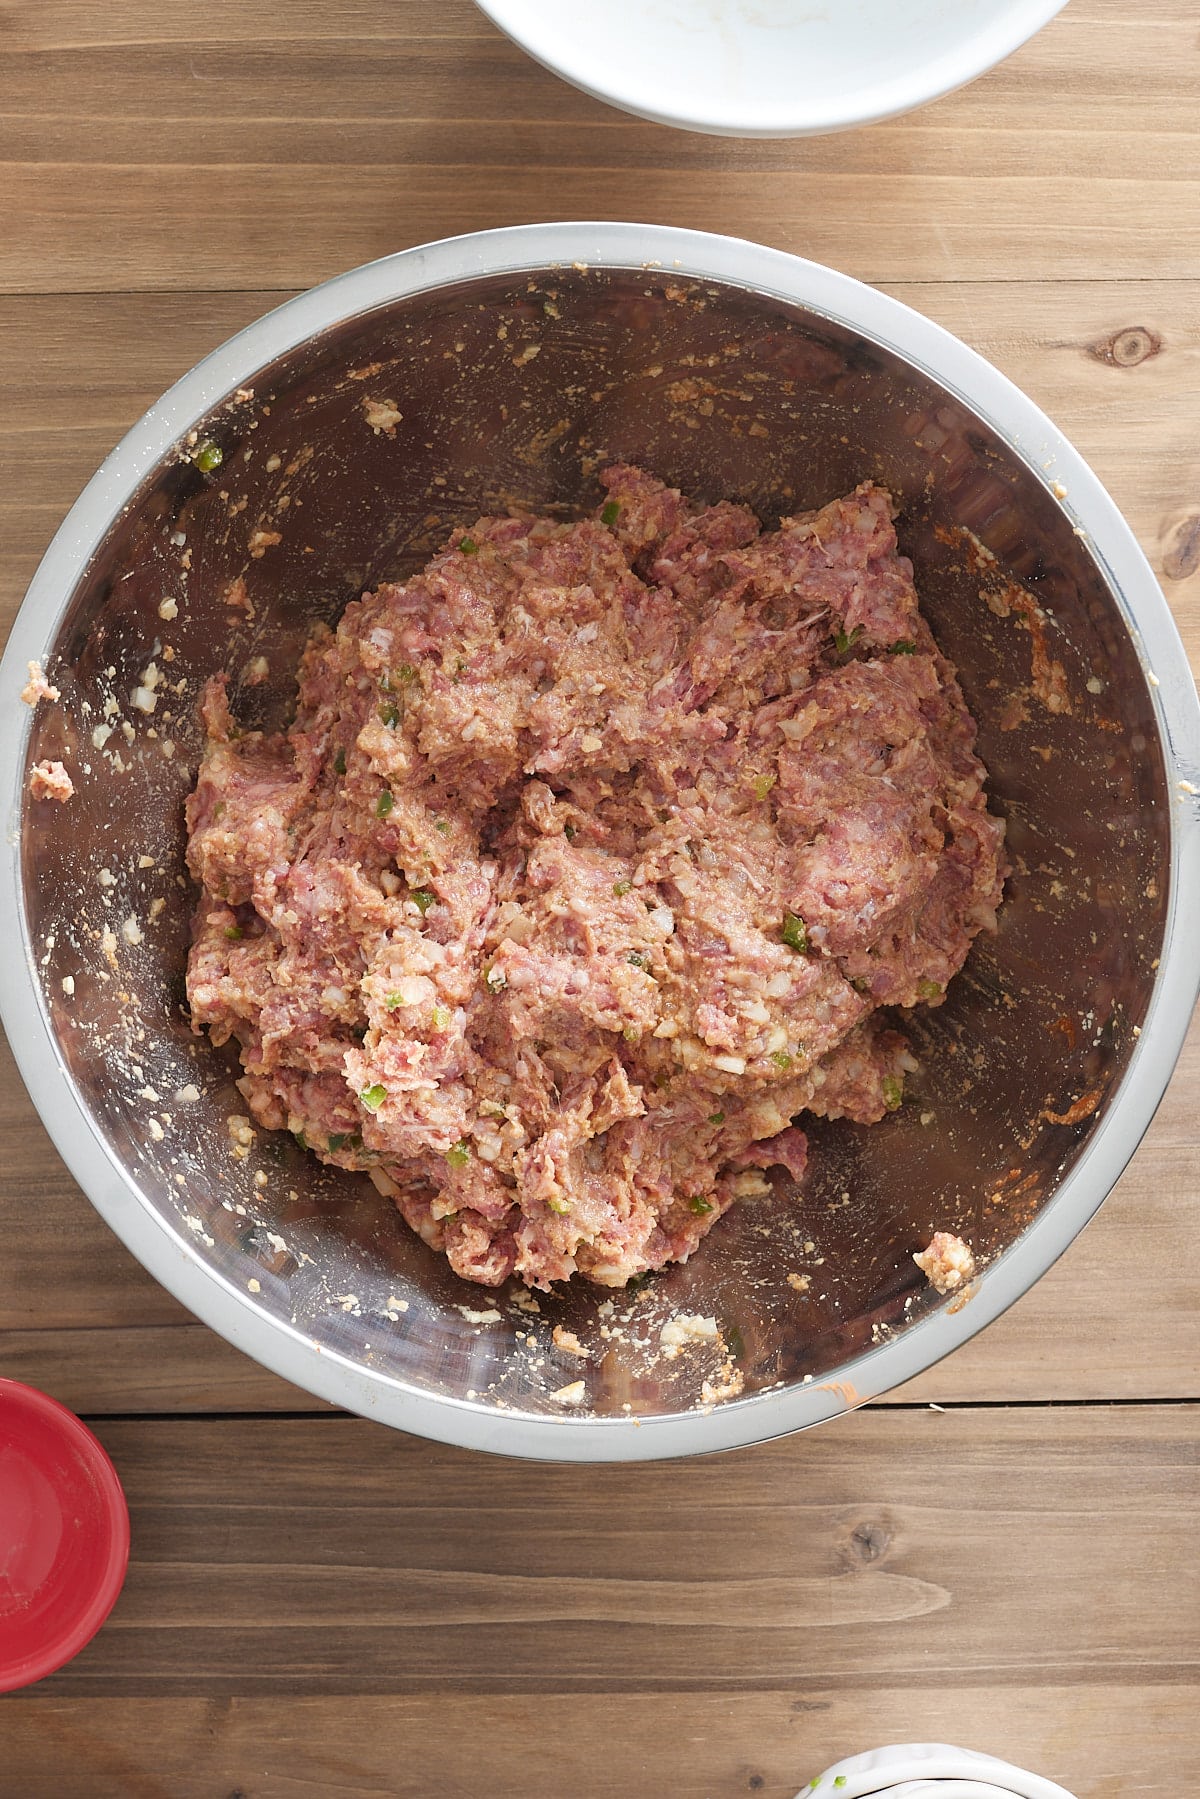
[2, 3, 1198, 1794]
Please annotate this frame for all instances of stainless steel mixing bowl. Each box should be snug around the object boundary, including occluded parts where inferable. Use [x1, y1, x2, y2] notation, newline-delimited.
[3, 224, 1198, 1460]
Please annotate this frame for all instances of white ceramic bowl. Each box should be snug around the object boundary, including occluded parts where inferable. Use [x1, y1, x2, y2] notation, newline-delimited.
[802, 1742, 1078, 1798]
[475, 0, 1070, 138]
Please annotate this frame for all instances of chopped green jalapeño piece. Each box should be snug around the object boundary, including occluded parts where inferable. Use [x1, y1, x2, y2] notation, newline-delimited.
[881, 1074, 903, 1112]
[333, 747, 346, 775]
[752, 772, 776, 801]
[917, 977, 943, 1000]
[375, 789, 394, 818]
[781, 911, 809, 953]
[887, 639, 917, 655]
[707, 1111, 725, 1125]
[459, 536, 479, 555]
[193, 439, 223, 472]
[446, 1139, 471, 1168]
[613, 878, 633, 897]
[833, 624, 863, 655]
[600, 499, 620, 526]
[626, 949, 651, 970]
[688, 1195, 713, 1215]
[360, 1083, 387, 1111]
[378, 700, 400, 727]
[410, 887, 437, 914]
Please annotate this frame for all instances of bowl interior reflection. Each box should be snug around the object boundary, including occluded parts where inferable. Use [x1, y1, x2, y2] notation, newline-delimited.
[21, 267, 1168, 1420]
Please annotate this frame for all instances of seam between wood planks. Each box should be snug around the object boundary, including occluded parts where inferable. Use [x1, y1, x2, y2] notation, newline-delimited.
[73, 1397, 1200, 1423]
[2, 277, 1200, 302]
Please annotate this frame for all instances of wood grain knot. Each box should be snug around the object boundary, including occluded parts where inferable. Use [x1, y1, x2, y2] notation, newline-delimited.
[838, 1517, 893, 1566]
[1163, 513, 1200, 582]
[1088, 325, 1162, 368]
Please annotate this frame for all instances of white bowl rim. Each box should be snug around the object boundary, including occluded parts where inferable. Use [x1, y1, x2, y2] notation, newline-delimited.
[473, 0, 1071, 138]
[803, 1739, 1079, 1797]
[1, 221, 1198, 1462]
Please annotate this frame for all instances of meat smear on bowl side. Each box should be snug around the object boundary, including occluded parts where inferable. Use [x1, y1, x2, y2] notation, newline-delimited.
[184, 466, 1006, 1290]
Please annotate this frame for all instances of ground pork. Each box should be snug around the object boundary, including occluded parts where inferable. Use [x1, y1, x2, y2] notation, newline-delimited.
[185, 465, 1007, 1289]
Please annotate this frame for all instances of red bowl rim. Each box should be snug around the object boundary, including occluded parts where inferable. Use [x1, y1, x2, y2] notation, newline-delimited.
[0, 1378, 130, 1692]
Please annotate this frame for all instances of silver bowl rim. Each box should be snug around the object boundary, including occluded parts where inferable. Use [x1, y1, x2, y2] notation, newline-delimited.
[2, 222, 1198, 1462]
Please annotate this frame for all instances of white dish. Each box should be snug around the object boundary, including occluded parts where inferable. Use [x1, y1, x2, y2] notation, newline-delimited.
[475, 0, 1070, 138]
[802, 1741, 1078, 1798]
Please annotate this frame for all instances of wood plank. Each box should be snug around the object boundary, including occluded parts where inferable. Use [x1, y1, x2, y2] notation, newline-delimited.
[0, 2, 1196, 292]
[2, 0, 497, 46]
[10, 0, 1198, 51]
[5, 112, 1199, 175]
[0, 1327, 323, 1414]
[3, 37, 1200, 167]
[5, 164, 1198, 295]
[4, 1686, 1198, 1799]
[6, 1407, 1196, 1704]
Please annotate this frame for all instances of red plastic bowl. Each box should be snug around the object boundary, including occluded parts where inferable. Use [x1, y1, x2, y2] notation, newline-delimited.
[0, 1379, 129, 1691]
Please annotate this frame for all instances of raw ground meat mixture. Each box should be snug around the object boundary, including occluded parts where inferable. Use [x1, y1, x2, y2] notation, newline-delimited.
[185, 465, 1007, 1289]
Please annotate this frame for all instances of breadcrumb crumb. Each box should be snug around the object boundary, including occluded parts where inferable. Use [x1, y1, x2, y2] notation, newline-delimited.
[30, 759, 73, 802]
[915, 1230, 976, 1294]
[21, 661, 59, 707]
[550, 1380, 586, 1406]
[363, 397, 403, 434]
